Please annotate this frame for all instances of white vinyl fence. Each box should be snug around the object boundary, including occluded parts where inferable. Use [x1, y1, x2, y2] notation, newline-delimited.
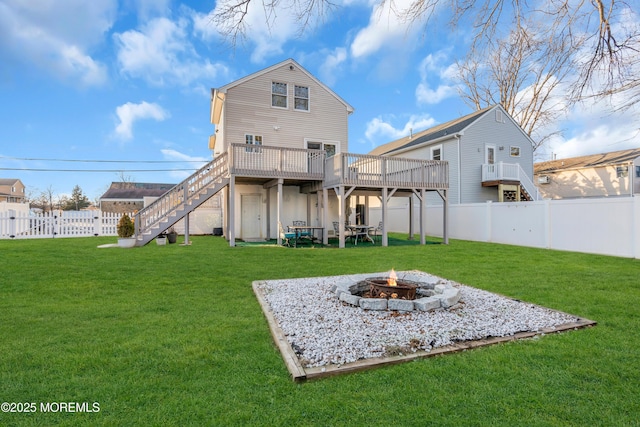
[0, 207, 223, 240]
[371, 196, 640, 259]
[0, 210, 133, 239]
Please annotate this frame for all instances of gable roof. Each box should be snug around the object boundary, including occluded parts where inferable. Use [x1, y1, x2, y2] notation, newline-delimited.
[214, 58, 354, 114]
[0, 178, 22, 186]
[369, 106, 496, 156]
[100, 182, 175, 200]
[534, 148, 640, 174]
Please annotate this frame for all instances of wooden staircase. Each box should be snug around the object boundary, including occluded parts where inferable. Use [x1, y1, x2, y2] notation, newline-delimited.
[134, 153, 229, 246]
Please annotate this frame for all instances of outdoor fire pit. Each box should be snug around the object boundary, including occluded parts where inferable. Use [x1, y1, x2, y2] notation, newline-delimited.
[366, 277, 418, 300]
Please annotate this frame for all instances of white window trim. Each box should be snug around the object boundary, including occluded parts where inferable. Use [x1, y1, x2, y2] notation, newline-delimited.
[305, 139, 341, 155]
[430, 144, 443, 161]
[245, 133, 263, 153]
[294, 85, 310, 112]
[271, 81, 288, 110]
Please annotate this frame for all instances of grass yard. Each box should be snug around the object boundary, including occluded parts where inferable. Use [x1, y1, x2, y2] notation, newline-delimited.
[1, 234, 639, 426]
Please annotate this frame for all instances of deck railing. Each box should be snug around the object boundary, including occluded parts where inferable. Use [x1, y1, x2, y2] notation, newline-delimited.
[482, 162, 541, 200]
[136, 152, 229, 234]
[324, 153, 449, 189]
[229, 144, 325, 179]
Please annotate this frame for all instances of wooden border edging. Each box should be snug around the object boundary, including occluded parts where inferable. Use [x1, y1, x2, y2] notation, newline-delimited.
[252, 280, 597, 382]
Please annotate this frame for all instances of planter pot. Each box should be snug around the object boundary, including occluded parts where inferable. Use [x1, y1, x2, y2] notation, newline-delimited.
[118, 238, 136, 248]
[167, 232, 178, 244]
[156, 237, 167, 246]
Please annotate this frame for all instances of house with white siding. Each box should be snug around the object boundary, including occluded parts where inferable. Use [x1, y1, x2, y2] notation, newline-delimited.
[132, 59, 450, 247]
[370, 105, 539, 205]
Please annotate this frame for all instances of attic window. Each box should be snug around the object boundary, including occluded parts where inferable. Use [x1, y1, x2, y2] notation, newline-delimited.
[510, 146, 520, 157]
[272, 82, 287, 108]
[294, 85, 309, 111]
[616, 165, 628, 178]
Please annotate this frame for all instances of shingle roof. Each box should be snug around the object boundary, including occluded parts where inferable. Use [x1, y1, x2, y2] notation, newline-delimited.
[369, 106, 495, 156]
[0, 178, 20, 185]
[100, 182, 175, 200]
[534, 148, 640, 174]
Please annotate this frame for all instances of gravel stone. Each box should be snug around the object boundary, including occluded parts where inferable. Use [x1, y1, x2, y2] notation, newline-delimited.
[257, 271, 578, 368]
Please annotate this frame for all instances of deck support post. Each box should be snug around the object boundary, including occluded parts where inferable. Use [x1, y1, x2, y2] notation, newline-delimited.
[184, 212, 190, 245]
[228, 175, 235, 247]
[381, 187, 388, 247]
[276, 179, 283, 246]
[420, 188, 426, 245]
[322, 189, 328, 245]
[408, 195, 414, 240]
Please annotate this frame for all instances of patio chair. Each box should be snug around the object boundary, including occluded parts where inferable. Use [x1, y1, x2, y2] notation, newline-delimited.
[372, 221, 383, 243]
[279, 222, 296, 247]
[332, 221, 355, 243]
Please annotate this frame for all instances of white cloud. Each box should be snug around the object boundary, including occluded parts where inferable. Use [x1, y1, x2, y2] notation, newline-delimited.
[131, 0, 171, 20]
[207, 0, 303, 63]
[318, 47, 347, 86]
[160, 148, 209, 180]
[350, 0, 422, 59]
[114, 101, 170, 140]
[0, 0, 115, 86]
[544, 102, 640, 161]
[415, 51, 459, 105]
[365, 114, 438, 144]
[160, 148, 208, 162]
[114, 16, 228, 86]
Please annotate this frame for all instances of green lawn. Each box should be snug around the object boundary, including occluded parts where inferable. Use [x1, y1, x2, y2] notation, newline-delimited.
[1, 235, 639, 426]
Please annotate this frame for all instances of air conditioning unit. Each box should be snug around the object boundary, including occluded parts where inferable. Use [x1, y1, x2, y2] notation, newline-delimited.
[537, 175, 550, 184]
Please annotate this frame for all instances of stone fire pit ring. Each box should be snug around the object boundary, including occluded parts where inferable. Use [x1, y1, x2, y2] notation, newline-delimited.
[332, 271, 461, 312]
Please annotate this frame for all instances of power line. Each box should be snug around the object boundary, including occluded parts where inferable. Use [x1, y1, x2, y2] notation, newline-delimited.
[0, 155, 207, 163]
[0, 167, 199, 172]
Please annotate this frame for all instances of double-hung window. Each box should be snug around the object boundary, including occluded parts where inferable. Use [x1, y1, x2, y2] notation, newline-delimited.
[294, 85, 309, 111]
[272, 82, 287, 108]
[245, 134, 263, 153]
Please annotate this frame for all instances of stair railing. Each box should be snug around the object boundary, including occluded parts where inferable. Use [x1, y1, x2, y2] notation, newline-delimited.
[135, 152, 229, 235]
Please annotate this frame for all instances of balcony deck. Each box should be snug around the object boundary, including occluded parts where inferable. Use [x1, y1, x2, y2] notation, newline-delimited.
[228, 144, 449, 190]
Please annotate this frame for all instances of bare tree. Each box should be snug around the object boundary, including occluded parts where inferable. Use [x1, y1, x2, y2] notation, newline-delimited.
[457, 22, 575, 151]
[210, 0, 639, 109]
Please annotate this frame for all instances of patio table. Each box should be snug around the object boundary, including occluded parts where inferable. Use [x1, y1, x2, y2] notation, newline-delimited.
[346, 224, 375, 245]
[287, 225, 324, 247]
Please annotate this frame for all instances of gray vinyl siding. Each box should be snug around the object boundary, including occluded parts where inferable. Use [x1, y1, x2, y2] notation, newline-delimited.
[222, 64, 349, 152]
[459, 109, 534, 203]
[383, 106, 535, 206]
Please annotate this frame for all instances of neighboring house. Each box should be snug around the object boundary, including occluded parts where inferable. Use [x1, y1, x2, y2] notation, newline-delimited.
[370, 105, 539, 204]
[133, 58, 450, 247]
[99, 182, 175, 213]
[0, 178, 26, 203]
[534, 148, 640, 199]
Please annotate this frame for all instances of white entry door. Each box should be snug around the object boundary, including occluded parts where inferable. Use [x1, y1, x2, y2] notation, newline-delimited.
[241, 194, 261, 240]
[485, 144, 496, 165]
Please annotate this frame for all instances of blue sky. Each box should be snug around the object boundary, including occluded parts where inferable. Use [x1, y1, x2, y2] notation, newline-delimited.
[1, 0, 639, 201]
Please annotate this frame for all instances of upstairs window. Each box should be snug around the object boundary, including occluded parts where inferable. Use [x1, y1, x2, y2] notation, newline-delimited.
[294, 85, 309, 111]
[431, 145, 442, 161]
[272, 82, 287, 108]
[510, 146, 521, 157]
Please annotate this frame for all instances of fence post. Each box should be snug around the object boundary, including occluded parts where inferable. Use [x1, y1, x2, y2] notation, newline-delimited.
[485, 201, 492, 242]
[94, 212, 101, 236]
[9, 209, 16, 238]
